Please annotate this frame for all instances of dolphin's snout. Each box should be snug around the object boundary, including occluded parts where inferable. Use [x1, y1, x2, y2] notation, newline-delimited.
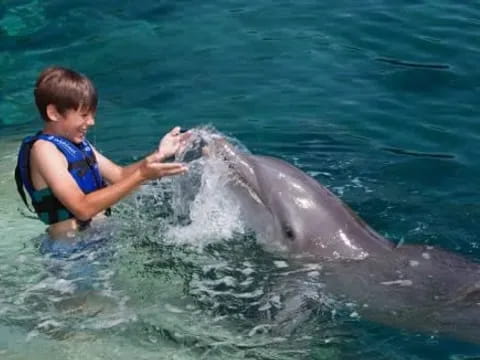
[175, 131, 210, 162]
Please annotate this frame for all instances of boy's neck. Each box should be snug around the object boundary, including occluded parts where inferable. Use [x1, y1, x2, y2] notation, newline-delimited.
[42, 122, 63, 137]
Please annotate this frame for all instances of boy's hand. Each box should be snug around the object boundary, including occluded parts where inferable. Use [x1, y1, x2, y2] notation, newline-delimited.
[157, 127, 191, 160]
[140, 152, 187, 181]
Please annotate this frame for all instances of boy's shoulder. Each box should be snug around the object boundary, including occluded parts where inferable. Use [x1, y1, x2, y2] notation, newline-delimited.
[29, 134, 85, 157]
[30, 139, 65, 162]
[31, 137, 59, 151]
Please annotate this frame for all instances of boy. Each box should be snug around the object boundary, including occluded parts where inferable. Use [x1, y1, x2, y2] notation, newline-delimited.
[15, 66, 188, 240]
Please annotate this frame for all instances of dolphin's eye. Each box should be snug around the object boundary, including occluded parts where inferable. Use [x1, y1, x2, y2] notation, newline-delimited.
[283, 225, 295, 241]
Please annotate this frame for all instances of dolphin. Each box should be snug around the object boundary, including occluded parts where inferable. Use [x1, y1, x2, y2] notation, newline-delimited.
[203, 138, 393, 260]
[176, 133, 480, 344]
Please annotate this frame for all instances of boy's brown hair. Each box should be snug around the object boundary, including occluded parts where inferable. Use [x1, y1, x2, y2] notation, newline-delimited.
[34, 66, 98, 121]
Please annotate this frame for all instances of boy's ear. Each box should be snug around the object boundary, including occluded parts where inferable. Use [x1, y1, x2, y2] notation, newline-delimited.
[46, 104, 61, 122]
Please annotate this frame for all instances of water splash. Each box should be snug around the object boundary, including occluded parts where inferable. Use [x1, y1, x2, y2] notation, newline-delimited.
[167, 156, 246, 246]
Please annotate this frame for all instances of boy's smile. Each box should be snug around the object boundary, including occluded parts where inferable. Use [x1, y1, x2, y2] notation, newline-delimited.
[57, 108, 95, 144]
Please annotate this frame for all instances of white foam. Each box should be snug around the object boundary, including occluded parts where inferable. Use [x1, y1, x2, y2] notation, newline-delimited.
[166, 157, 246, 246]
[28, 278, 77, 295]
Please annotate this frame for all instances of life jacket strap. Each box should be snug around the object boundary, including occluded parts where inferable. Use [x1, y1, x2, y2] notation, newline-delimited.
[69, 158, 94, 177]
[14, 164, 34, 212]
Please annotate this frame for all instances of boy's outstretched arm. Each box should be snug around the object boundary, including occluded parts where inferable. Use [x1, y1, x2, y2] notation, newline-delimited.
[94, 127, 189, 184]
[30, 140, 187, 221]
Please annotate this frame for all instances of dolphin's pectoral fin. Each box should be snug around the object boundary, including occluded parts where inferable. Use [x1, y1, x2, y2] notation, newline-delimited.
[254, 290, 314, 337]
[271, 293, 317, 336]
[260, 289, 354, 344]
[254, 275, 333, 337]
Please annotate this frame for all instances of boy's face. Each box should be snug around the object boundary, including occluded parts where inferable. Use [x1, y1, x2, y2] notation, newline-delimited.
[58, 107, 95, 144]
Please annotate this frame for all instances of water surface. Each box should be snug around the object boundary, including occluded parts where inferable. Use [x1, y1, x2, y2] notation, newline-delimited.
[1, 0, 480, 358]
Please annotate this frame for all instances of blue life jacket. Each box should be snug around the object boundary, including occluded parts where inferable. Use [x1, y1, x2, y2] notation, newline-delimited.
[15, 132, 107, 225]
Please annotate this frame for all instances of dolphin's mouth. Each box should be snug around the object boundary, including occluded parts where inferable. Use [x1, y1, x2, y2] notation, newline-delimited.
[175, 127, 251, 163]
[175, 130, 210, 163]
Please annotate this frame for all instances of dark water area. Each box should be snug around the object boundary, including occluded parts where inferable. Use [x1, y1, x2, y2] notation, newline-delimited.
[1, 0, 480, 359]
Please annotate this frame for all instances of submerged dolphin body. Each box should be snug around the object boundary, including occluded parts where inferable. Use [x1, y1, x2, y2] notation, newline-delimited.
[178, 134, 480, 344]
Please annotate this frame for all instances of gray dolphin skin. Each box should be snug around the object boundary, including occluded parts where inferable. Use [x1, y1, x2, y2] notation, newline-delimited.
[180, 134, 480, 344]
[209, 139, 394, 259]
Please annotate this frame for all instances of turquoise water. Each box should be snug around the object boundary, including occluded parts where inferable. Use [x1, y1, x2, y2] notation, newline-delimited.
[1, 0, 480, 358]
